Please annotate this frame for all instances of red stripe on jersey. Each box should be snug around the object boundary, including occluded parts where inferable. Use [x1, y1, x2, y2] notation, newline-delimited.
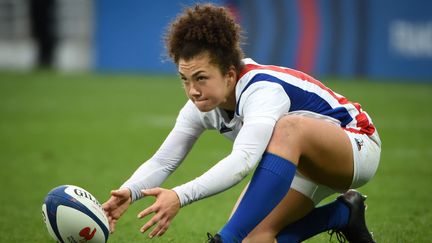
[240, 63, 341, 101]
[239, 63, 376, 135]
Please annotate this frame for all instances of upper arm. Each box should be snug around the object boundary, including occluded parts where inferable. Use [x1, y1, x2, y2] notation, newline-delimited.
[239, 82, 290, 125]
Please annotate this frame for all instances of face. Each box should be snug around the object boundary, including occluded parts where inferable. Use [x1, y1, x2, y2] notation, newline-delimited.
[178, 52, 237, 112]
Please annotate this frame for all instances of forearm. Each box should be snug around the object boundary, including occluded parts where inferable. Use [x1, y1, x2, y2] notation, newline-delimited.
[172, 151, 249, 206]
[122, 130, 200, 202]
[121, 159, 174, 202]
[173, 122, 274, 206]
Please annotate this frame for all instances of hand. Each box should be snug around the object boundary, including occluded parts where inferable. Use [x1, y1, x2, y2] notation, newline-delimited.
[138, 187, 181, 238]
[102, 188, 132, 233]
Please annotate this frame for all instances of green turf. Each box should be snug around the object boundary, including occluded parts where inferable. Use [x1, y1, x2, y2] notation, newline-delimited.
[0, 71, 431, 242]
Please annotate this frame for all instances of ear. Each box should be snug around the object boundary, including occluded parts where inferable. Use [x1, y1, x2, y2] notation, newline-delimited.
[226, 66, 237, 87]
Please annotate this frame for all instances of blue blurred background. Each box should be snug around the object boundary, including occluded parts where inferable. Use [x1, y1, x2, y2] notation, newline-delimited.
[1, 0, 432, 81]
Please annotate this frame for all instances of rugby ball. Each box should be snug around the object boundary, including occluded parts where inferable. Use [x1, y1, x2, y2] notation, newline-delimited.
[42, 185, 109, 243]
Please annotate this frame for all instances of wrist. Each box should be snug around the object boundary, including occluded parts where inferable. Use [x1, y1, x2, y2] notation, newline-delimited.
[171, 187, 188, 207]
[120, 186, 135, 204]
[170, 189, 181, 207]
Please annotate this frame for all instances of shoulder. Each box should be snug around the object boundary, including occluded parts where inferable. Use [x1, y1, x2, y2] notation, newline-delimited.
[236, 59, 291, 97]
[238, 58, 320, 89]
[235, 59, 291, 117]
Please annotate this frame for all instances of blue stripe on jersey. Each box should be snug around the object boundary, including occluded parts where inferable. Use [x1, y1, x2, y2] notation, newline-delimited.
[236, 73, 353, 127]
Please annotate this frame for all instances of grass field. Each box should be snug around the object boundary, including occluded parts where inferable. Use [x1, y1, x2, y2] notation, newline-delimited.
[0, 71, 431, 242]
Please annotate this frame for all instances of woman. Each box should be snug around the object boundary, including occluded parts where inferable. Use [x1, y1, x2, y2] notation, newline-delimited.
[102, 4, 381, 243]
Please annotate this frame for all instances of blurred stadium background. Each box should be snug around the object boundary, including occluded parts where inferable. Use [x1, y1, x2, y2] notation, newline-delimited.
[2, 0, 432, 79]
[1, 0, 431, 242]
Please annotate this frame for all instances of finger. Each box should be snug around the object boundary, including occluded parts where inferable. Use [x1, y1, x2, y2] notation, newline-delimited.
[102, 200, 113, 211]
[102, 205, 111, 215]
[109, 218, 117, 234]
[110, 189, 120, 194]
[151, 220, 170, 238]
[102, 203, 109, 211]
[107, 215, 112, 225]
[111, 209, 124, 219]
[149, 221, 163, 238]
[137, 205, 156, 219]
[141, 187, 161, 197]
[102, 197, 120, 211]
[156, 225, 169, 237]
[111, 189, 126, 197]
[140, 215, 160, 234]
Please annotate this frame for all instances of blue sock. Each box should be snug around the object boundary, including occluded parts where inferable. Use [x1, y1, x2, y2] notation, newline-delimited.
[276, 199, 350, 243]
[219, 152, 297, 242]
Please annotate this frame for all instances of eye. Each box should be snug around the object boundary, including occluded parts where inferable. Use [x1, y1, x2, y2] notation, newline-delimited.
[179, 76, 189, 84]
[197, 76, 208, 82]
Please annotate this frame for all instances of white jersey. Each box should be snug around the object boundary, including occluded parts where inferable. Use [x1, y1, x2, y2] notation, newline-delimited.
[121, 58, 376, 206]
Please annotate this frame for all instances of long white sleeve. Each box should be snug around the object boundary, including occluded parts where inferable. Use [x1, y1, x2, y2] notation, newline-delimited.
[172, 122, 274, 206]
[121, 102, 205, 202]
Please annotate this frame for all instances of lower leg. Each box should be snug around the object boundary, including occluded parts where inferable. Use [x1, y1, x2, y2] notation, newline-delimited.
[276, 199, 349, 242]
[243, 190, 314, 243]
[218, 153, 297, 242]
[275, 190, 375, 243]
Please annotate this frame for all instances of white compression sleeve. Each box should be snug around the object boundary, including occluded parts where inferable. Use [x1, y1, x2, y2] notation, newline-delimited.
[172, 122, 274, 206]
[121, 127, 202, 202]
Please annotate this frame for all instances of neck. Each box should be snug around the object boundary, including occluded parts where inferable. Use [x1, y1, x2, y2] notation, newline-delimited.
[219, 90, 236, 111]
[219, 68, 239, 111]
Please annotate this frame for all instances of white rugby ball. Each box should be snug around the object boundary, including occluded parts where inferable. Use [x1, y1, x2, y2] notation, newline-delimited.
[42, 185, 109, 243]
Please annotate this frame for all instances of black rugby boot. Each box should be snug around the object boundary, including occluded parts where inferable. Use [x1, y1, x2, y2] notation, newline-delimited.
[207, 232, 223, 243]
[331, 189, 376, 243]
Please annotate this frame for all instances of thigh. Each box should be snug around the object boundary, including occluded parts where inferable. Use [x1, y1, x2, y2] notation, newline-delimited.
[294, 116, 354, 190]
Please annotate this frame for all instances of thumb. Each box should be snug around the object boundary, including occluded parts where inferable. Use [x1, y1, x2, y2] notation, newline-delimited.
[141, 187, 161, 197]
[111, 188, 130, 198]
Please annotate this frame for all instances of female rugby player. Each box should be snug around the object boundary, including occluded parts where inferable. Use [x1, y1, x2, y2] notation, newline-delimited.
[102, 4, 381, 243]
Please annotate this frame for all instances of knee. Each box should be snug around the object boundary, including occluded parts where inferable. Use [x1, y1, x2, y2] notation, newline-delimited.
[266, 115, 305, 158]
[268, 116, 304, 146]
[274, 115, 304, 134]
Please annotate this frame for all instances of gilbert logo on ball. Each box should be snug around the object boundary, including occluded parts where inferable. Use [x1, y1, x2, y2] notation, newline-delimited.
[42, 185, 109, 243]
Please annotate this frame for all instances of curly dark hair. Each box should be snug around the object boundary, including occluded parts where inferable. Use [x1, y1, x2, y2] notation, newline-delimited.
[165, 4, 244, 75]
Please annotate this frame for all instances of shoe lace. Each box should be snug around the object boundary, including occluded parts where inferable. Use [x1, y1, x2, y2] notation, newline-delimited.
[328, 230, 347, 243]
[207, 232, 216, 243]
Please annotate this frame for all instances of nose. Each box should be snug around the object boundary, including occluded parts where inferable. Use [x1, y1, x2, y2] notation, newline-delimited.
[188, 83, 201, 97]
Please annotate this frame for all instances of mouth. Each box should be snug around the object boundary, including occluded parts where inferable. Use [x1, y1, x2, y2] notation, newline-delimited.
[193, 98, 208, 103]
[193, 98, 213, 111]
